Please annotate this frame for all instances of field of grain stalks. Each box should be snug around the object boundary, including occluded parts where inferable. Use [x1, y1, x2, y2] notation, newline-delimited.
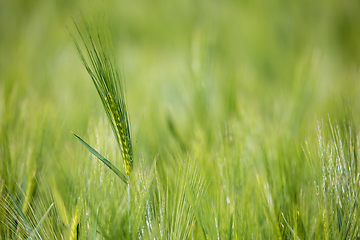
[1, 0, 360, 239]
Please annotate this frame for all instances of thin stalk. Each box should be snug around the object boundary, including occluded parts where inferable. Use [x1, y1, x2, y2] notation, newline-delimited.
[128, 175, 131, 236]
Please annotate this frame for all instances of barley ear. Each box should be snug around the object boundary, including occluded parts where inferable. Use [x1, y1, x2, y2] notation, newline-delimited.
[70, 12, 133, 176]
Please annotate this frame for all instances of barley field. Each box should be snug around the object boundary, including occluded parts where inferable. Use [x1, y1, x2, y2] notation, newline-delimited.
[1, 0, 360, 239]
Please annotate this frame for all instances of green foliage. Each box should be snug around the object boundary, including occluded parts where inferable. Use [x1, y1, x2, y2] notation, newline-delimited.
[72, 132, 128, 184]
[1, 0, 360, 239]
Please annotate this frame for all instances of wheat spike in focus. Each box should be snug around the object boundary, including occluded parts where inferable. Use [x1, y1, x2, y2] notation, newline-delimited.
[105, 93, 133, 175]
[71, 13, 133, 175]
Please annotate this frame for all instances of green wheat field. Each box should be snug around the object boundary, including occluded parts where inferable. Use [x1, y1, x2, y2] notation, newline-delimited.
[1, 0, 360, 239]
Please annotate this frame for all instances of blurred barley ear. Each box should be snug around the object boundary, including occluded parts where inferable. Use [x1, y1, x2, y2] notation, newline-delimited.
[70, 12, 133, 176]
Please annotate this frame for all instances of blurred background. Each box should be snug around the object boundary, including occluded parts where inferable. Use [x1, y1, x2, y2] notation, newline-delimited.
[1, 0, 360, 238]
[1, 0, 360, 184]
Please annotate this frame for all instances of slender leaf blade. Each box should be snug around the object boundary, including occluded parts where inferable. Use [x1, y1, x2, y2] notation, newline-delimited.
[72, 132, 128, 184]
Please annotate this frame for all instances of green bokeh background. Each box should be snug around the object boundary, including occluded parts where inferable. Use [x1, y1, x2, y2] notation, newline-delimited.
[1, 0, 360, 238]
[2, 0, 359, 142]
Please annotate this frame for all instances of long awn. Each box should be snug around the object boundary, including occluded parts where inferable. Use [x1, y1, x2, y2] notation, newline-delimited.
[70, 13, 133, 184]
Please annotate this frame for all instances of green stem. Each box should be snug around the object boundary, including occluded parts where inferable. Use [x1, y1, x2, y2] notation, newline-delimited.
[128, 175, 131, 237]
